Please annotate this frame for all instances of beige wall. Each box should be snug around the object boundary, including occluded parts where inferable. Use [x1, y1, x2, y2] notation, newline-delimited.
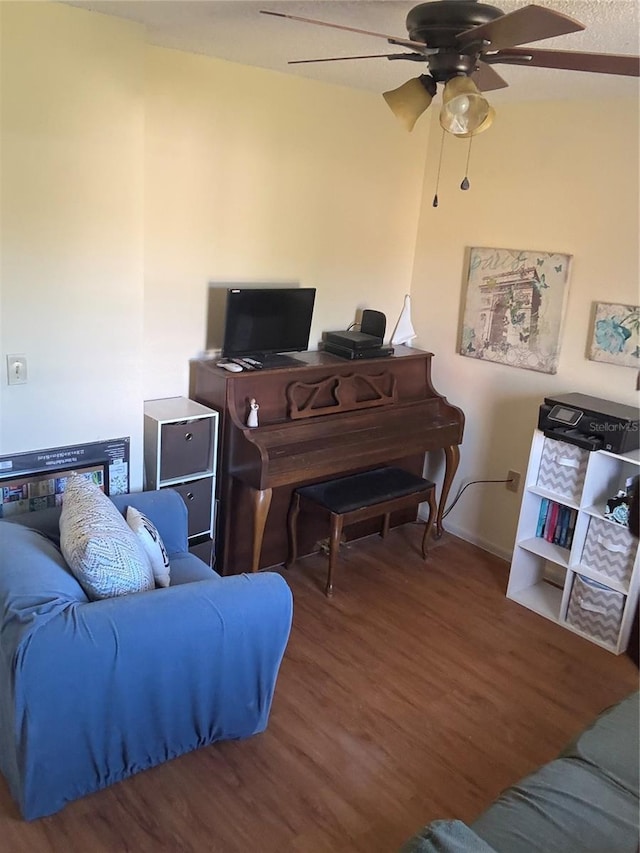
[1, 2, 637, 558]
[411, 99, 639, 558]
[0, 3, 429, 488]
[143, 46, 429, 398]
[0, 2, 145, 480]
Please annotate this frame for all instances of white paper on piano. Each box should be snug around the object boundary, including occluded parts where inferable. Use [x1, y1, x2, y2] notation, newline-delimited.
[391, 294, 416, 346]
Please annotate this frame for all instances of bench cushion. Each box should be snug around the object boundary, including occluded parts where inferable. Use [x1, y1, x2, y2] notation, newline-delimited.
[296, 467, 434, 514]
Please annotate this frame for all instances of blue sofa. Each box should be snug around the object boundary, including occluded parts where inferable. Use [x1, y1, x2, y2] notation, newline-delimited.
[401, 690, 639, 853]
[0, 489, 293, 820]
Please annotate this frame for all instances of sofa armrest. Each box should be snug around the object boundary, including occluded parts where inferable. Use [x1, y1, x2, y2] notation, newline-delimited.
[400, 819, 498, 853]
[111, 488, 189, 555]
[10, 571, 293, 819]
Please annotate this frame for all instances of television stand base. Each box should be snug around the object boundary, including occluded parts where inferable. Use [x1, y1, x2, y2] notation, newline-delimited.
[249, 353, 305, 369]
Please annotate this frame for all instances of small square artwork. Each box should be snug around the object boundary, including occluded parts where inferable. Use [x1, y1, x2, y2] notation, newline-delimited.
[460, 247, 572, 374]
[588, 302, 640, 368]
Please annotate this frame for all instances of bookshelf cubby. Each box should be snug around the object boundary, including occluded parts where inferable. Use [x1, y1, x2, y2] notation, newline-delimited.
[508, 429, 639, 654]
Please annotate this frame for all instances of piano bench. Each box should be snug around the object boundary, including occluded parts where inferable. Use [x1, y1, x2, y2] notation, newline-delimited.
[286, 467, 437, 597]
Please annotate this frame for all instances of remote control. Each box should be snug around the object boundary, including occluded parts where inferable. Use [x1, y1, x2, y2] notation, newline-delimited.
[217, 361, 243, 372]
[231, 358, 256, 370]
[242, 357, 263, 368]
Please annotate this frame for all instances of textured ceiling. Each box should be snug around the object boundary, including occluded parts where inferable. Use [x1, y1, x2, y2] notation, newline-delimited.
[67, 0, 639, 102]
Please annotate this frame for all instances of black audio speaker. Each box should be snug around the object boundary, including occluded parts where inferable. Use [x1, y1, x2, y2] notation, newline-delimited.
[360, 309, 386, 340]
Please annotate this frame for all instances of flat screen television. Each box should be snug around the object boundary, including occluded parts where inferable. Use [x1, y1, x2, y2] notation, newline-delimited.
[221, 287, 316, 362]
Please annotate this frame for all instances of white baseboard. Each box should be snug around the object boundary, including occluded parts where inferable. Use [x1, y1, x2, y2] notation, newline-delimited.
[418, 506, 513, 563]
[440, 520, 513, 563]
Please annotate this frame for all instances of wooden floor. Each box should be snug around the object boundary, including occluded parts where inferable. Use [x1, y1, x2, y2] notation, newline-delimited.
[1, 526, 637, 852]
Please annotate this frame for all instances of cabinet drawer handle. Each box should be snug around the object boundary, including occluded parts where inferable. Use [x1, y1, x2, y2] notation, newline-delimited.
[554, 455, 579, 469]
[596, 534, 626, 554]
[576, 597, 607, 616]
[185, 432, 193, 442]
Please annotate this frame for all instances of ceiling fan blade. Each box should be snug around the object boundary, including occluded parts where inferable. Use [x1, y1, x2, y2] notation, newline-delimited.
[287, 53, 427, 65]
[458, 5, 584, 51]
[471, 62, 509, 92]
[485, 47, 640, 77]
[260, 10, 428, 52]
[288, 54, 424, 65]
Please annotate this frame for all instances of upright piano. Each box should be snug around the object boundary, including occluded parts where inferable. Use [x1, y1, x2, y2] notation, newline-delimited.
[189, 346, 464, 574]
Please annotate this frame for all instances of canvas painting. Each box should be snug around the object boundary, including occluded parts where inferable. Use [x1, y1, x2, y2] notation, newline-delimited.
[460, 246, 572, 374]
[588, 302, 640, 368]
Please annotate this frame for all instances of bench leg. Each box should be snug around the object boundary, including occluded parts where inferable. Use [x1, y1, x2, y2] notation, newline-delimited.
[421, 487, 437, 560]
[286, 492, 301, 569]
[381, 513, 390, 538]
[326, 513, 343, 597]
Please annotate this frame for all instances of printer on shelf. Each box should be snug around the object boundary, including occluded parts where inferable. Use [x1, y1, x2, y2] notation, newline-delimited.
[538, 392, 640, 454]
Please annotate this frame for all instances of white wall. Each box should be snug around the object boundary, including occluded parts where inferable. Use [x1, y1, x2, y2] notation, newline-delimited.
[410, 99, 640, 558]
[142, 46, 430, 398]
[0, 2, 145, 484]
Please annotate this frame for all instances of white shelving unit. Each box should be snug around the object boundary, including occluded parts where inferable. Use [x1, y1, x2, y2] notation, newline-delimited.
[143, 397, 219, 564]
[508, 429, 639, 654]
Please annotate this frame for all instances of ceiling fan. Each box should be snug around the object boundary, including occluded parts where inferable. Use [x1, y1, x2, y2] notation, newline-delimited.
[261, 1, 640, 136]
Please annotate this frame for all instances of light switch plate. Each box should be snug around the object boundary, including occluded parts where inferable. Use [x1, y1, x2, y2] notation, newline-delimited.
[7, 354, 28, 385]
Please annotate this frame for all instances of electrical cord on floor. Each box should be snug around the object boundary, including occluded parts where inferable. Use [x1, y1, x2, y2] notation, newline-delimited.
[442, 478, 513, 520]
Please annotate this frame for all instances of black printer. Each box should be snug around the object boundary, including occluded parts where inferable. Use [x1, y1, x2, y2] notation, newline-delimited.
[538, 393, 640, 454]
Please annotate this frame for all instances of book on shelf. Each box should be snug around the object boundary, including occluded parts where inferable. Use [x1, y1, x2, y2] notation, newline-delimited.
[536, 498, 550, 537]
[536, 501, 575, 550]
[552, 505, 562, 544]
[566, 508, 577, 549]
[545, 502, 560, 542]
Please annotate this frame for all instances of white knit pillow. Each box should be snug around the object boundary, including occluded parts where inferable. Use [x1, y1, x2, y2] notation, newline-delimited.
[126, 506, 171, 588]
[60, 476, 155, 600]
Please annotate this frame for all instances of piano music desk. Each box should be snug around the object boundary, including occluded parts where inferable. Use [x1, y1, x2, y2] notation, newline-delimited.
[189, 346, 464, 575]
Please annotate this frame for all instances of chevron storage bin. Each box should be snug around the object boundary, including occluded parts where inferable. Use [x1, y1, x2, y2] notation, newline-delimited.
[536, 437, 589, 502]
[581, 517, 635, 586]
[566, 574, 624, 648]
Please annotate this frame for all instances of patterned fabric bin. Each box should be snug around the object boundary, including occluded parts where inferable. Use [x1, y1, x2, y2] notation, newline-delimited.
[566, 574, 624, 648]
[537, 437, 589, 502]
[581, 517, 635, 587]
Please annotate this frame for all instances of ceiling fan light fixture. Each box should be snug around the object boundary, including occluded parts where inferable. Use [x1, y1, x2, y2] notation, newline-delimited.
[440, 76, 491, 136]
[383, 74, 437, 132]
[455, 105, 496, 138]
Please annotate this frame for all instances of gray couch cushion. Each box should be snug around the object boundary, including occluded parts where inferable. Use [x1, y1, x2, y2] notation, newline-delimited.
[400, 819, 498, 852]
[560, 690, 639, 798]
[472, 756, 638, 853]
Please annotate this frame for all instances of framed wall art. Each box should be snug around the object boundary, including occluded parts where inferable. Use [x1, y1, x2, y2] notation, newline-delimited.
[588, 302, 640, 368]
[459, 246, 572, 374]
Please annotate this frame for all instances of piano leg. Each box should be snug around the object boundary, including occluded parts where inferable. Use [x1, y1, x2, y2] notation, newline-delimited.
[435, 443, 460, 539]
[249, 486, 273, 572]
[286, 492, 301, 568]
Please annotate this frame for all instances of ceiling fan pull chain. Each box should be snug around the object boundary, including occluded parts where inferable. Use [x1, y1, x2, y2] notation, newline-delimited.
[432, 128, 446, 207]
[461, 136, 473, 191]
